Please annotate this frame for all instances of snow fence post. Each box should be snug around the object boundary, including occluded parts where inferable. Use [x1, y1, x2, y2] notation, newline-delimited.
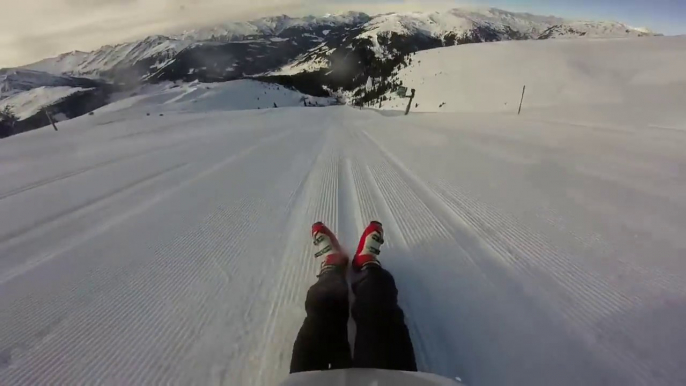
[518, 85, 526, 115]
[404, 89, 416, 116]
[44, 109, 58, 131]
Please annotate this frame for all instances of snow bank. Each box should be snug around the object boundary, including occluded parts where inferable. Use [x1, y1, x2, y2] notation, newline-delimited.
[381, 36, 686, 128]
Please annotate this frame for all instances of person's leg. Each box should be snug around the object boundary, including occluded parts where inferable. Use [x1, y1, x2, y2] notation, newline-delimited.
[290, 269, 352, 372]
[290, 222, 352, 373]
[351, 222, 417, 371]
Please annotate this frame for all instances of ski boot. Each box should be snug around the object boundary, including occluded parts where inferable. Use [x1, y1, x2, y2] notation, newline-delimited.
[312, 222, 348, 275]
[352, 221, 384, 272]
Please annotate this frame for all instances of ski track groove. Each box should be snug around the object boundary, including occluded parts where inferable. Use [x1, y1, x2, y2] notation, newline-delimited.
[0, 131, 290, 362]
[144, 127, 317, 383]
[537, 196, 686, 298]
[2, 128, 297, 384]
[3, 108, 684, 385]
[9, 197, 259, 384]
[429, 182, 660, 383]
[0, 162, 187, 248]
[252, 128, 335, 386]
[347, 128, 469, 375]
[0, 163, 189, 287]
[362, 128, 658, 384]
[357, 155, 435, 372]
[179, 134, 317, 385]
[346, 138, 424, 357]
[0, 128, 289, 250]
[0, 140, 186, 203]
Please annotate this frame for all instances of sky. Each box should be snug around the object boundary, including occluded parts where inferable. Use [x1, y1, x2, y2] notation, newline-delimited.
[1, 0, 685, 68]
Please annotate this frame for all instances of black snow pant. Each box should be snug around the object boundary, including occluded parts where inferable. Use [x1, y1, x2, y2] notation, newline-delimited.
[290, 267, 417, 373]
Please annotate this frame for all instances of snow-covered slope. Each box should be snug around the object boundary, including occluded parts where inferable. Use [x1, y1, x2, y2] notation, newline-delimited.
[97, 79, 335, 117]
[23, 36, 192, 77]
[358, 7, 561, 41]
[18, 51, 91, 76]
[0, 69, 108, 135]
[357, 7, 653, 42]
[0, 69, 97, 99]
[2, 37, 686, 385]
[379, 36, 686, 128]
[539, 21, 656, 39]
[0, 86, 94, 120]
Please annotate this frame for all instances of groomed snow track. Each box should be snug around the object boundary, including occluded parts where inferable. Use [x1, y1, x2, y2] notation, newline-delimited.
[1, 106, 686, 385]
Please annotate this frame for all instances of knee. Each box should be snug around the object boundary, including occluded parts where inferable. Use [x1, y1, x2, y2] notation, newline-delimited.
[305, 276, 349, 314]
[353, 268, 398, 298]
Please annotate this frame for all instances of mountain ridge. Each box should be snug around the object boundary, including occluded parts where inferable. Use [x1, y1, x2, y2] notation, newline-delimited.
[0, 7, 662, 138]
[18, 8, 658, 79]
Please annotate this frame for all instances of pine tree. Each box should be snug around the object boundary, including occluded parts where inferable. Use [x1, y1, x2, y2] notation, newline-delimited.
[0, 105, 18, 138]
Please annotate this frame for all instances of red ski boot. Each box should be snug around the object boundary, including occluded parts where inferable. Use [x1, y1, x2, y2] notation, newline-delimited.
[352, 221, 384, 272]
[312, 222, 348, 274]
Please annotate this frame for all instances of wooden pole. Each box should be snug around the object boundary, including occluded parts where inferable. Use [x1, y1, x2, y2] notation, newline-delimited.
[44, 109, 58, 131]
[404, 89, 416, 116]
[518, 85, 526, 115]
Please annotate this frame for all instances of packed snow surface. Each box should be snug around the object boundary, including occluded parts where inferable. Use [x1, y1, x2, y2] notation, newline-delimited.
[100, 79, 335, 115]
[383, 36, 686, 129]
[2, 38, 686, 386]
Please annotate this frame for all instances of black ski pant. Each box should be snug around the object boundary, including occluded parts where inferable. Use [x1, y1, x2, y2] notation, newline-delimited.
[290, 267, 417, 373]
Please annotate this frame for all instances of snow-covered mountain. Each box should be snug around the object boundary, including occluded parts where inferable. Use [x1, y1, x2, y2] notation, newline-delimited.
[357, 8, 561, 42]
[538, 21, 655, 39]
[0, 69, 110, 137]
[175, 12, 371, 41]
[24, 36, 192, 81]
[2, 7, 662, 137]
[0, 69, 100, 99]
[20, 8, 658, 82]
[21, 13, 370, 80]
[355, 8, 652, 43]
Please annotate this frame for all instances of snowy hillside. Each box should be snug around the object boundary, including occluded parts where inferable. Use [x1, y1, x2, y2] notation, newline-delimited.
[19, 51, 91, 76]
[0, 86, 93, 120]
[0, 69, 109, 136]
[23, 36, 192, 78]
[98, 79, 335, 116]
[357, 8, 652, 42]
[377, 36, 686, 128]
[539, 21, 656, 39]
[0, 69, 99, 99]
[357, 8, 560, 42]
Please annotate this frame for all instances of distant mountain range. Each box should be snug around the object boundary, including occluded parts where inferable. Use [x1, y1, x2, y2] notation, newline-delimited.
[0, 7, 659, 137]
[19, 8, 656, 82]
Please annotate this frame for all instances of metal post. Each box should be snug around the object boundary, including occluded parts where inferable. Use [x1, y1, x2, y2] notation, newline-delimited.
[404, 89, 416, 116]
[44, 109, 58, 131]
[518, 85, 526, 115]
